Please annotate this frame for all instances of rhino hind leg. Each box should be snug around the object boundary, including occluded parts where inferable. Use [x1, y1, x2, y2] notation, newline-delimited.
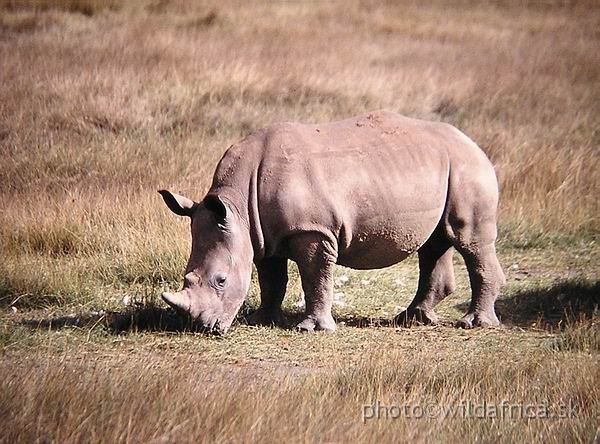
[246, 257, 288, 327]
[395, 230, 455, 326]
[455, 243, 504, 328]
[445, 194, 505, 328]
[287, 233, 337, 333]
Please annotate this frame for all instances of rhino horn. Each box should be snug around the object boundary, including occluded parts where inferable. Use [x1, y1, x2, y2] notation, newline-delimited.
[161, 290, 190, 312]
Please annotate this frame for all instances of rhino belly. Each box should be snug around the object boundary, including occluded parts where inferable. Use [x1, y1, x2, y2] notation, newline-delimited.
[336, 206, 444, 270]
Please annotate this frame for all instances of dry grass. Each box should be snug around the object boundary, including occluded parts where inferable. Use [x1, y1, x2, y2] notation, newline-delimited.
[0, 0, 122, 15]
[0, 1, 599, 442]
[1, 327, 598, 443]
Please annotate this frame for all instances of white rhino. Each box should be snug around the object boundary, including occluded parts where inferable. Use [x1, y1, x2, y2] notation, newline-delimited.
[160, 110, 505, 334]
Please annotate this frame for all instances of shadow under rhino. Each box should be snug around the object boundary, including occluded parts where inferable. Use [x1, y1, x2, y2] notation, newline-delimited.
[15, 308, 439, 337]
[455, 278, 599, 328]
[21, 306, 193, 334]
[19, 278, 598, 335]
[19, 303, 397, 335]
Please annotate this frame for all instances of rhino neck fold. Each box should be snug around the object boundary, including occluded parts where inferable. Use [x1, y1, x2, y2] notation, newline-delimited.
[248, 166, 265, 261]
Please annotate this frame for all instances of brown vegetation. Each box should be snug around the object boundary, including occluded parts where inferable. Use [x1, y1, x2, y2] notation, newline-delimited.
[2, 335, 598, 443]
[0, 1, 598, 442]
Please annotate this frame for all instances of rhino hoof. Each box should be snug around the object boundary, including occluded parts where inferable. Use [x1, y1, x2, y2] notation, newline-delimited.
[455, 317, 473, 329]
[456, 311, 500, 329]
[394, 307, 439, 327]
[246, 307, 285, 327]
[296, 315, 336, 333]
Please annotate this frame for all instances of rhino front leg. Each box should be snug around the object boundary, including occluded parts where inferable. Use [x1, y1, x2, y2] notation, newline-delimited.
[247, 257, 288, 327]
[395, 234, 455, 326]
[289, 233, 337, 333]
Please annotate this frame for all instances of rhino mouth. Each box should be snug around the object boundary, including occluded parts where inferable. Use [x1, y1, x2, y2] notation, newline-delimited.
[194, 317, 226, 336]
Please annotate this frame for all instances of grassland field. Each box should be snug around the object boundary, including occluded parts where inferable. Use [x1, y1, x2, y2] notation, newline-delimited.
[0, 0, 599, 443]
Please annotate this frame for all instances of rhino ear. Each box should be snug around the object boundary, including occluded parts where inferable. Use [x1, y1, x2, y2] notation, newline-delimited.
[158, 190, 197, 217]
[204, 194, 227, 224]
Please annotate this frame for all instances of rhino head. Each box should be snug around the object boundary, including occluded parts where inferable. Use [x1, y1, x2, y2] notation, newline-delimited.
[158, 190, 253, 335]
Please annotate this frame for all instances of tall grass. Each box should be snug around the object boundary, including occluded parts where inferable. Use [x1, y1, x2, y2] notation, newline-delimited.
[0, 344, 597, 443]
[0, 0, 122, 15]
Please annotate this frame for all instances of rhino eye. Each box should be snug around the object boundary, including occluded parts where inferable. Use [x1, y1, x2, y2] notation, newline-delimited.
[214, 275, 227, 288]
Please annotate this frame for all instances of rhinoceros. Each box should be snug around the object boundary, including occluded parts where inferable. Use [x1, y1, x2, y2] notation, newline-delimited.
[159, 110, 505, 334]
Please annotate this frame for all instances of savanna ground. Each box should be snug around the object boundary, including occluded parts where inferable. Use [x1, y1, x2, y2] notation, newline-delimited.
[0, 0, 599, 442]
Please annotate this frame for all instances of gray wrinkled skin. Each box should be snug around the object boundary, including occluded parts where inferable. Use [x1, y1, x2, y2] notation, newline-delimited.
[160, 110, 505, 334]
